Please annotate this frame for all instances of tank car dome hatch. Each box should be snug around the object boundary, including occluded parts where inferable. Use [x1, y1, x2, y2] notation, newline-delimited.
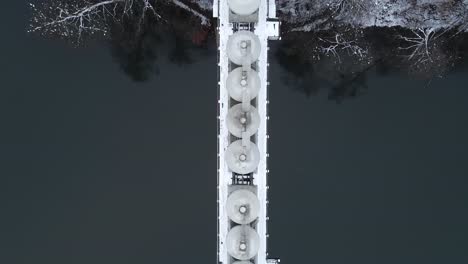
[226, 67, 261, 102]
[225, 140, 260, 175]
[227, 104, 260, 138]
[226, 189, 260, 224]
[227, 31, 261, 65]
[226, 225, 260, 260]
[227, 0, 260, 16]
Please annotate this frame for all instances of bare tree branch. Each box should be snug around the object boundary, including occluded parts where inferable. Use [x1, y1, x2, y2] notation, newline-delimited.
[28, 0, 162, 44]
[319, 33, 367, 63]
[328, 0, 368, 18]
[171, 0, 210, 26]
[398, 27, 439, 64]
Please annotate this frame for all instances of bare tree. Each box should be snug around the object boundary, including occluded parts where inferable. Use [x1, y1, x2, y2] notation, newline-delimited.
[319, 33, 367, 63]
[454, 0, 468, 33]
[328, 0, 369, 18]
[398, 27, 439, 64]
[396, 27, 461, 78]
[28, 0, 163, 44]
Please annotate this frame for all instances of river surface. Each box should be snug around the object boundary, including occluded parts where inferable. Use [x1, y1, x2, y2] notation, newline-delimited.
[1, 2, 467, 264]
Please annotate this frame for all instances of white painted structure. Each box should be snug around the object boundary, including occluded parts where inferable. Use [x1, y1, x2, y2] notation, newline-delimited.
[214, 0, 280, 264]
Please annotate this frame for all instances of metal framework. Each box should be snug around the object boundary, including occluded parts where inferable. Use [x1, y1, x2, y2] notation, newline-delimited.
[214, 1, 280, 264]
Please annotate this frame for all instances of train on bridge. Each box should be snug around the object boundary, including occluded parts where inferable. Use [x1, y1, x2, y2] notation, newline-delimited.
[213, 1, 280, 264]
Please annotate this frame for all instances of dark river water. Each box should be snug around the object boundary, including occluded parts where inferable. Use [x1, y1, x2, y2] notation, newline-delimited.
[1, 2, 467, 264]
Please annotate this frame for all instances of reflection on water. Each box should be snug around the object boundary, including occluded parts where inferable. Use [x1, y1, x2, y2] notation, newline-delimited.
[109, 15, 163, 82]
[275, 38, 372, 102]
[108, 5, 215, 82]
[273, 28, 468, 102]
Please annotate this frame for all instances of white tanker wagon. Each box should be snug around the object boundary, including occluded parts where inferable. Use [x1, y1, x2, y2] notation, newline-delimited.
[213, 0, 280, 264]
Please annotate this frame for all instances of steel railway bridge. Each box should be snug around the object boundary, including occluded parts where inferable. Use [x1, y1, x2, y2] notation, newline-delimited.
[213, 0, 280, 264]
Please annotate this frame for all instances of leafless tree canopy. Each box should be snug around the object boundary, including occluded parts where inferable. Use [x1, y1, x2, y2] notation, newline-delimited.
[398, 28, 440, 64]
[329, 0, 368, 17]
[319, 33, 367, 63]
[29, 0, 161, 43]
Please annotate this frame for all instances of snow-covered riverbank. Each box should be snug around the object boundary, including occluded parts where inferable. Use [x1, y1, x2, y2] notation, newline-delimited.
[191, 0, 468, 32]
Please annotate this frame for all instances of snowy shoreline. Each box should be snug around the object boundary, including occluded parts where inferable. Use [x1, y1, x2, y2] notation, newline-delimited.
[190, 0, 468, 32]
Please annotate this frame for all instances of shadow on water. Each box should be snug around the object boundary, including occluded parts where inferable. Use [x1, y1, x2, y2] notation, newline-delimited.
[274, 30, 376, 102]
[109, 16, 163, 82]
[275, 28, 468, 102]
[108, 6, 215, 82]
[275, 40, 371, 103]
